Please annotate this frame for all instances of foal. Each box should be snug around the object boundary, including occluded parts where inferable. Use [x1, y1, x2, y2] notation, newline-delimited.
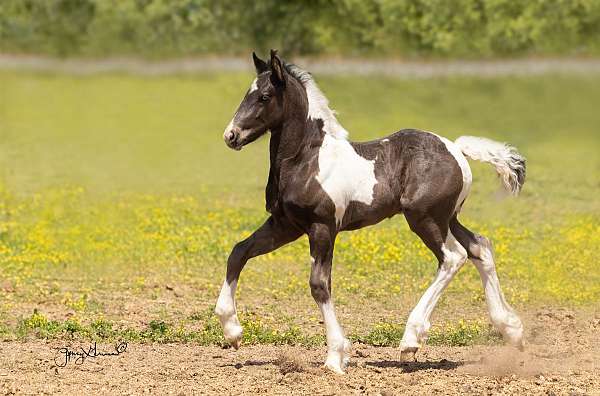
[215, 50, 526, 374]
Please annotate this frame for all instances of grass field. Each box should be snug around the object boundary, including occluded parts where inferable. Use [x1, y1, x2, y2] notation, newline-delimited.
[0, 70, 599, 347]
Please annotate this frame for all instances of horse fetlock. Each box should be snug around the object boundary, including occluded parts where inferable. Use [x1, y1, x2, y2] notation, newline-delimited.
[223, 323, 244, 349]
[217, 311, 243, 349]
[501, 317, 524, 351]
[214, 303, 234, 318]
[489, 310, 524, 350]
[402, 321, 429, 346]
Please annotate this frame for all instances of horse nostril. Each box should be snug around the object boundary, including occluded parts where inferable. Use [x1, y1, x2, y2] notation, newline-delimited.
[223, 126, 241, 148]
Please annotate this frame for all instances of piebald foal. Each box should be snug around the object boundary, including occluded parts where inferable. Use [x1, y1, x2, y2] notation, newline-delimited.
[215, 50, 526, 374]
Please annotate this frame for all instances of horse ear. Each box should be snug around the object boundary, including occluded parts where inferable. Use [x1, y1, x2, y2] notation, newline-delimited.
[252, 52, 268, 74]
[269, 49, 286, 88]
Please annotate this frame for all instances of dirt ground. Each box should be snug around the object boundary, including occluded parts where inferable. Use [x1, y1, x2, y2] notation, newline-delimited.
[1, 309, 598, 395]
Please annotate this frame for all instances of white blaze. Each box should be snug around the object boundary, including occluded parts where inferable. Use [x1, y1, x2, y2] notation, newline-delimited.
[223, 77, 258, 136]
[249, 78, 258, 93]
[223, 112, 237, 136]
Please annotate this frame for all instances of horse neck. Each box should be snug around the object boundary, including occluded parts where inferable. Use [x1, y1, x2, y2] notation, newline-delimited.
[265, 81, 314, 213]
[269, 82, 311, 170]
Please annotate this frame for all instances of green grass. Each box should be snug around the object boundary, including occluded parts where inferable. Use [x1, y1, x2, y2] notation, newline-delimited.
[12, 309, 498, 348]
[0, 70, 599, 345]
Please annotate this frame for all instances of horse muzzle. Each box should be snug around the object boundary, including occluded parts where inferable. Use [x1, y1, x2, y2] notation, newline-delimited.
[223, 126, 243, 151]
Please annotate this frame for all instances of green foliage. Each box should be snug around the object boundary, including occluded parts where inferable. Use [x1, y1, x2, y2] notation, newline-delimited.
[380, 0, 600, 56]
[1, 0, 599, 57]
[11, 309, 324, 345]
[351, 320, 501, 347]
[427, 320, 502, 346]
[353, 323, 406, 347]
[16, 309, 66, 339]
[11, 309, 497, 347]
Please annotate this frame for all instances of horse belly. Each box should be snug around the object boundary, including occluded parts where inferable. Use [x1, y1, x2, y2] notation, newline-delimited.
[340, 188, 399, 231]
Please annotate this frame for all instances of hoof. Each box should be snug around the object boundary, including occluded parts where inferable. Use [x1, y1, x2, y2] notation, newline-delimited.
[228, 337, 241, 350]
[501, 321, 525, 352]
[400, 346, 418, 362]
[324, 363, 345, 375]
[342, 339, 352, 368]
[224, 326, 243, 350]
[325, 338, 350, 375]
[219, 314, 243, 350]
[515, 339, 525, 352]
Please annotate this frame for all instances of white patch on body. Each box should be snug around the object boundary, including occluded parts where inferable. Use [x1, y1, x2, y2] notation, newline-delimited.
[381, 138, 389, 143]
[319, 300, 351, 373]
[400, 232, 467, 354]
[215, 280, 243, 347]
[471, 240, 524, 349]
[287, 64, 380, 228]
[427, 132, 472, 214]
[316, 134, 378, 227]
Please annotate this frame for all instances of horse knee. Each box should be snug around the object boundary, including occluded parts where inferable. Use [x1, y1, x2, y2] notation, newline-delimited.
[456, 247, 468, 266]
[475, 234, 492, 251]
[228, 240, 247, 262]
[471, 234, 496, 270]
[441, 241, 467, 272]
[226, 240, 251, 275]
[309, 276, 329, 303]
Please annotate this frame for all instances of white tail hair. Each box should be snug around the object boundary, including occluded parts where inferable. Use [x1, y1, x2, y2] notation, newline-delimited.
[455, 136, 526, 195]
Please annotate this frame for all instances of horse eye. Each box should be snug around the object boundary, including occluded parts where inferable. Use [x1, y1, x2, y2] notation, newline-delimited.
[260, 94, 270, 102]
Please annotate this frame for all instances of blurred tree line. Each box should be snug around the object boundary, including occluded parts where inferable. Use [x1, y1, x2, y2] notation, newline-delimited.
[1, 0, 599, 58]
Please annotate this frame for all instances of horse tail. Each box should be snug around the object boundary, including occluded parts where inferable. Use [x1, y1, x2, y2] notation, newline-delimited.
[454, 136, 526, 196]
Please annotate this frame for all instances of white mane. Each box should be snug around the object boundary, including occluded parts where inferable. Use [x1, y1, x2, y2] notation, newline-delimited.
[285, 64, 349, 140]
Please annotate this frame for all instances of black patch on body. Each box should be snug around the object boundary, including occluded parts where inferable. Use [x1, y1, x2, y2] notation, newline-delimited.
[271, 126, 464, 236]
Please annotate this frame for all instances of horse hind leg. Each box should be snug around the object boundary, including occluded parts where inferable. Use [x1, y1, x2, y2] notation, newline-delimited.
[400, 211, 468, 361]
[450, 218, 524, 350]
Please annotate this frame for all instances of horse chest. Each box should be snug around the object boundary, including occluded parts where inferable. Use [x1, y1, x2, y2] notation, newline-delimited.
[314, 135, 378, 227]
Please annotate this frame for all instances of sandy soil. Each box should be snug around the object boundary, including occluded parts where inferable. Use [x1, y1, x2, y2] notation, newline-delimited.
[1, 309, 598, 395]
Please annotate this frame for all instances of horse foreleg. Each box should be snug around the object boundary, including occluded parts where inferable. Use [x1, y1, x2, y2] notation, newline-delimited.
[215, 216, 301, 349]
[308, 223, 351, 374]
